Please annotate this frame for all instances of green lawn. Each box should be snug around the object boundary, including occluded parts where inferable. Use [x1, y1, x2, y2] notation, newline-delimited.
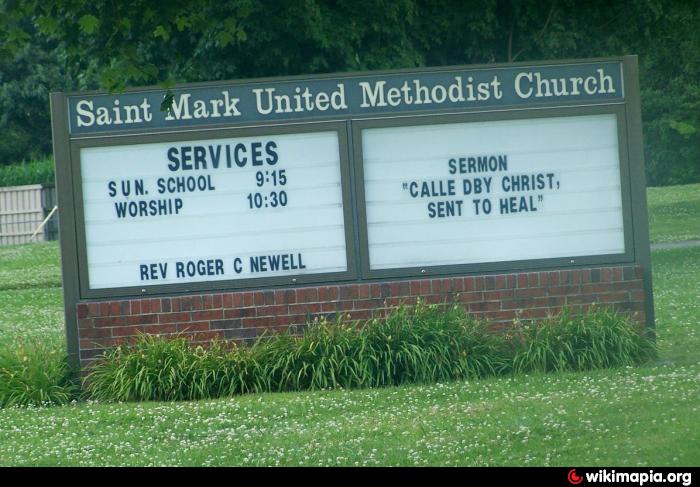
[647, 183, 700, 243]
[0, 185, 698, 466]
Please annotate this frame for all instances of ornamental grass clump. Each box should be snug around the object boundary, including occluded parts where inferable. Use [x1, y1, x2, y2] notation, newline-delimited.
[0, 337, 77, 407]
[511, 306, 657, 374]
[85, 336, 231, 402]
[82, 302, 656, 403]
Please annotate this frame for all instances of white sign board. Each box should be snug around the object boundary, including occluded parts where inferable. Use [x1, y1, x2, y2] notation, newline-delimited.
[80, 131, 347, 289]
[361, 114, 625, 270]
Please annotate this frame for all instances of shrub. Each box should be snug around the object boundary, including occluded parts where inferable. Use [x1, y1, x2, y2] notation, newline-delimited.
[82, 303, 656, 403]
[511, 307, 657, 374]
[0, 337, 77, 407]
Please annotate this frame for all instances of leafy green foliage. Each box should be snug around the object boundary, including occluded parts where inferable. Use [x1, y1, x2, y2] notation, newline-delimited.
[0, 1, 699, 185]
[0, 158, 55, 187]
[0, 337, 77, 408]
[84, 302, 654, 404]
[511, 307, 656, 374]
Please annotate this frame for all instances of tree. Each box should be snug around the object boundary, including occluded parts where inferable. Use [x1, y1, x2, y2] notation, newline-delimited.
[1, 0, 698, 185]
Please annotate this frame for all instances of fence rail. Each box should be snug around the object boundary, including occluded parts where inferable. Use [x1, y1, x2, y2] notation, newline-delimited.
[0, 184, 58, 245]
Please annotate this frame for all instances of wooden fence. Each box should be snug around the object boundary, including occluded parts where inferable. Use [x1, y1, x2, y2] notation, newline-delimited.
[0, 184, 58, 245]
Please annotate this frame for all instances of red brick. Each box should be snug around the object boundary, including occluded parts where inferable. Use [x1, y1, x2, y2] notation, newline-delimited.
[488, 310, 517, 322]
[189, 295, 203, 310]
[93, 316, 128, 327]
[420, 280, 432, 294]
[462, 277, 474, 292]
[597, 292, 630, 303]
[526, 273, 538, 287]
[612, 267, 623, 282]
[212, 294, 223, 308]
[274, 290, 287, 304]
[546, 285, 580, 296]
[303, 288, 319, 302]
[613, 280, 643, 291]
[222, 293, 233, 308]
[348, 310, 371, 321]
[289, 303, 322, 314]
[571, 270, 583, 285]
[483, 289, 514, 301]
[358, 284, 370, 299]
[192, 309, 224, 321]
[501, 299, 530, 310]
[188, 331, 225, 342]
[566, 294, 599, 305]
[514, 287, 546, 298]
[143, 324, 177, 335]
[581, 283, 614, 294]
[224, 308, 255, 319]
[318, 286, 336, 301]
[494, 275, 506, 289]
[560, 271, 571, 285]
[78, 318, 94, 329]
[176, 321, 209, 333]
[126, 314, 158, 325]
[88, 303, 100, 317]
[109, 301, 121, 316]
[77, 304, 89, 319]
[159, 312, 191, 324]
[242, 293, 254, 307]
[112, 326, 143, 337]
[630, 289, 645, 302]
[517, 273, 528, 288]
[459, 292, 483, 303]
[78, 327, 112, 339]
[130, 300, 141, 315]
[339, 286, 357, 300]
[256, 305, 288, 317]
[242, 316, 276, 328]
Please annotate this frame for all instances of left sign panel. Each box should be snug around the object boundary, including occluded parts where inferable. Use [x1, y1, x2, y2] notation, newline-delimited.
[78, 130, 348, 290]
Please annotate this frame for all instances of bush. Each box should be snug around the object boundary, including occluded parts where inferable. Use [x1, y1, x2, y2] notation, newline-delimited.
[511, 307, 657, 374]
[83, 302, 656, 403]
[0, 337, 77, 407]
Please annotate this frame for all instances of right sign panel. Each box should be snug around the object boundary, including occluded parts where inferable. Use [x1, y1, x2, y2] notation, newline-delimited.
[361, 113, 626, 270]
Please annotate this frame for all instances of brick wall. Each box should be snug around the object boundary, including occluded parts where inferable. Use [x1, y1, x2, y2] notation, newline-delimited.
[76, 264, 646, 367]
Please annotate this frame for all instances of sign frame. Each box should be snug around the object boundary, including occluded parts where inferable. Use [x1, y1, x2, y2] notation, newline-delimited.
[351, 103, 636, 280]
[50, 55, 655, 369]
[68, 121, 358, 299]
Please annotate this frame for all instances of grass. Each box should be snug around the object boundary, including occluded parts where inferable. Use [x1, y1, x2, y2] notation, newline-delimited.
[647, 182, 700, 243]
[0, 183, 697, 466]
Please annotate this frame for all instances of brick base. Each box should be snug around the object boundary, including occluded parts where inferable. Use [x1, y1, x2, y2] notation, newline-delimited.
[76, 265, 646, 367]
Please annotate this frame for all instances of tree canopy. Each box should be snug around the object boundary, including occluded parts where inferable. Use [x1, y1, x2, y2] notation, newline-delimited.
[1, 0, 698, 185]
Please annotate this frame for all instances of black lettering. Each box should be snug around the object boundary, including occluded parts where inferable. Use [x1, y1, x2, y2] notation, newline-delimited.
[265, 141, 278, 165]
[167, 147, 180, 171]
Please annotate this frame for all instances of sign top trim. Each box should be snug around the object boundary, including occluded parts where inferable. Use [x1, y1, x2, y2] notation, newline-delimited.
[62, 57, 626, 136]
